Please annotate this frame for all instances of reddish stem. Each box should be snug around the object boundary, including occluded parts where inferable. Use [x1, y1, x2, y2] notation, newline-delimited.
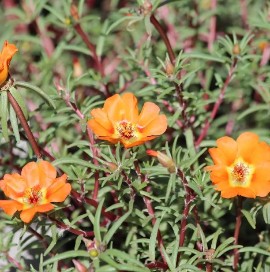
[240, 0, 249, 30]
[134, 161, 167, 266]
[233, 196, 243, 272]
[7, 91, 42, 159]
[150, 14, 190, 129]
[195, 58, 238, 147]
[73, 23, 104, 77]
[208, 0, 217, 52]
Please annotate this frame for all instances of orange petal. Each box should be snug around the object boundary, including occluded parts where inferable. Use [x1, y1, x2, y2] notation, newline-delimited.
[219, 188, 238, 198]
[46, 174, 71, 202]
[208, 148, 230, 166]
[216, 136, 237, 165]
[37, 160, 57, 188]
[20, 203, 54, 223]
[88, 119, 114, 137]
[1, 41, 18, 61]
[103, 94, 126, 122]
[122, 93, 139, 123]
[236, 187, 256, 198]
[140, 115, 167, 136]
[48, 183, 71, 202]
[237, 132, 259, 163]
[90, 108, 113, 131]
[0, 41, 18, 86]
[0, 200, 23, 216]
[251, 142, 270, 164]
[21, 162, 40, 188]
[138, 102, 161, 127]
[0, 173, 26, 199]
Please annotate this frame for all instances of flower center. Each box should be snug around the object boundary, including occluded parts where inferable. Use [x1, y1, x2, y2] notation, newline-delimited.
[116, 121, 137, 140]
[23, 186, 43, 206]
[227, 159, 254, 187]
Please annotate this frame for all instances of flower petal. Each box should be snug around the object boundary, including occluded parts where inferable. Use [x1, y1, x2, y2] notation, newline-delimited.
[90, 108, 113, 131]
[0, 173, 26, 199]
[237, 132, 259, 163]
[216, 136, 237, 165]
[38, 160, 57, 188]
[21, 162, 40, 188]
[140, 114, 167, 136]
[104, 94, 125, 122]
[20, 203, 54, 223]
[88, 119, 113, 137]
[46, 174, 71, 202]
[138, 102, 161, 127]
[0, 200, 23, 216]
[121, 93, 139, 123]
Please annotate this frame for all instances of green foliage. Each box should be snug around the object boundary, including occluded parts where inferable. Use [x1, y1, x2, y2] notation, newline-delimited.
[0, 0, 270, 271]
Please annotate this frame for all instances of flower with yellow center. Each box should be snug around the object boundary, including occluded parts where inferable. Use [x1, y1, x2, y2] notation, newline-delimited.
[0, 41, 18, 86]
[87, 93, 167, 148]
[206, 132, 270, 198]
[0, 161, 71, 223]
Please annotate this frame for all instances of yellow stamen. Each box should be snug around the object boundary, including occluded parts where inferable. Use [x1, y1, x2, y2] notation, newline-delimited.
[227, 158, 254, 187]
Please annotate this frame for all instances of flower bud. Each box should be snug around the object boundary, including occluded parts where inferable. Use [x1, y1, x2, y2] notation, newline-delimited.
[82, 238, 105, 259]
[72, 259, 88, 272]
[232, 44, 241, 55]
[165, 58, 174, 77]
[147, 150, 176, 173]
[106, 162, 119, 172]
[70, 4, 79, 21]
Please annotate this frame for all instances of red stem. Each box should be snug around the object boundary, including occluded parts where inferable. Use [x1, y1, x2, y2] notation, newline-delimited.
[233, 196, 243, 272]
[7, 91, 42, 158]
[195, 58, 238, 147]
[150, 14, 190, 129]
[208, 0, 217, 52]
[73, 23, 104, 77]
[134, 161, 167, 266]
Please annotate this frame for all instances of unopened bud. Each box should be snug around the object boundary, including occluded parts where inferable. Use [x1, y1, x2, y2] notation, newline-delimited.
[138, 0, 152, 16]
[72, 259, 88, 272]
[73, 57, 83, 78]
[106, 162, 119, 172]
[258, 41, 268, 52]
[232, 44, 241, 55]
[82, 238, 105, 259]
[147, 150, 176, 173]
[165, 59, 174, 76]
[205, 248, 215, 262]
[70, 4, 79, 21]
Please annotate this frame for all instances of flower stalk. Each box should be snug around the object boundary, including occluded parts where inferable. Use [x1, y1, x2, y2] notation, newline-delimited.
[7, 90, 42, 159]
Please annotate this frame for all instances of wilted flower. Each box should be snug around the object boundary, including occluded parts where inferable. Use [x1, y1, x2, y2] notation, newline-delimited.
[88, 93, 167, 148]
[0, 41, 18, 86]
[0, 160, 71, 223]
[206, 132, 270, 198]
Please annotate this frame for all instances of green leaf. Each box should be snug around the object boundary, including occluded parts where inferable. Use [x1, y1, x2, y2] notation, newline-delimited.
[104, 200, 133, 244]
[9, 103, 20, 142]
[1, 91, 9, 141]
[241, 209, 256, 229]
[15, 81, 56, 109]
[149, 217, 161, 261]
[238, 247, 270, 256]
[94, 198, 105, 242]
[9, 87, 28, 119]
[42, 250, 90, 266]
[263, 202, 270, 224]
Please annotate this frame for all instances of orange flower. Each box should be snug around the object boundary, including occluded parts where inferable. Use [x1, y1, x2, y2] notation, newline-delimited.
[0, 41, 18, 86]
[206, 132, 270, 198]
[0, 161, 71, 223]
[88, 93, 167, 148]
